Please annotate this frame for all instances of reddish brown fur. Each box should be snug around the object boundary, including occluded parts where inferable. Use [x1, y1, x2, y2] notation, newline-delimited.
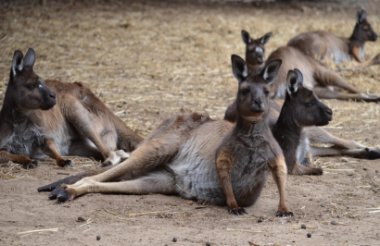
[288, 10, 379, 69]
[0, 49, 142, 168]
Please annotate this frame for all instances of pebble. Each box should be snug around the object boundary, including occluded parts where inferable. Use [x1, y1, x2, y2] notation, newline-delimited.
[307, 233, 312, 238]
[331, 220, 337, 225]
[206, 242, 211, 246]
[258, 217, 264, 223]
[321, 204, 326, 207]
[96, 235, 101, 241]
[173, 237, 178, 242]
[301, 224, 307, 229]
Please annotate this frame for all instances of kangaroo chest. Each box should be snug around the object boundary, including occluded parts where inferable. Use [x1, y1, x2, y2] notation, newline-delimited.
[232, 135, 270, 181]
[6, 119, 46, 158]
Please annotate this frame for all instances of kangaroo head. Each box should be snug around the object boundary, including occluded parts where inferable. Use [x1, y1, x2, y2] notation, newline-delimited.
[231, 54, 281, 123]
[351, 9, 378, 42]
[285, 69, 333, 127]
[241, 30, 273, 71]
[8, 48, 56, 111]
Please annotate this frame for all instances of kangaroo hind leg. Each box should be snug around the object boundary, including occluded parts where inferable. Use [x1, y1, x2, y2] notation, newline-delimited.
[53, 171, 176, 202]
[62, 95, 120, 166]
[48, 133, 181, 202]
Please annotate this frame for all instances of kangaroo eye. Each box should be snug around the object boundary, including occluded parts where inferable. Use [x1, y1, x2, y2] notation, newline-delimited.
[26, 84, 35, 90]
[305, 102, 313, 107]
[241, 88, 250, 95]
[264, 89, 270, 96]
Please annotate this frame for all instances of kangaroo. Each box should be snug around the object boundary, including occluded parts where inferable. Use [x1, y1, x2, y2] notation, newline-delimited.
[225, 68, 380, 175]
[242, 30, 273, 73]
[0, 48, 142, 168]
[271, 69, 332, 175]
[239, 30, 378, 101]
[38, 55, 294, 217]
[288, 10, 379, 69]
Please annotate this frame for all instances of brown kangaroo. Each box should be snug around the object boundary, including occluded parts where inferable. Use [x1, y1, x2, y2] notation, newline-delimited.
[288, 10, 379, 69]
[0, 48, 142, 168]
[225, 68, 380, 175]
[240, 30, 379, 101]
[39, 55, 294, 217]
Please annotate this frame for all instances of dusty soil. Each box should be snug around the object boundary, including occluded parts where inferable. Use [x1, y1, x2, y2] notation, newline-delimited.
[1, 1, 380, 245]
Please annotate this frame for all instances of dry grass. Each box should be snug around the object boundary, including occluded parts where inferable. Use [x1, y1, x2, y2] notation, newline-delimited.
[1, 0, 380, 139]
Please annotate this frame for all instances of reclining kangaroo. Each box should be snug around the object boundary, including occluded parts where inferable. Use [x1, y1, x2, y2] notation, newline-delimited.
[241, 30, 378, 101]
[39, 55, 294, 217]
[288, 10, 380, 70]
[0, 48, 142, 168]
[225, 68, 380, 175]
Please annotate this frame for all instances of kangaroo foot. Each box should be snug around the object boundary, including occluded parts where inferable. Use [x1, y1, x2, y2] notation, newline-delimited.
[57, 159, 73, 168]
[228, 207, 248, 215]
[23, 159, 39, 169]
[102, 151, 121, 167]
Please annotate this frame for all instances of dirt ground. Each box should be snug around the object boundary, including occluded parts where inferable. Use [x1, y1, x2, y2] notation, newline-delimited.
[1, 1, 380, 245]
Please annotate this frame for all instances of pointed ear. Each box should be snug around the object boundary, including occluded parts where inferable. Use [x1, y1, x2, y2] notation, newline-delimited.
[286, 70, 299, 96]
[231, 54, 248, 83]
[260, 32, 273, 45]
[261, 59, 282, 84]
[12, 50, 24, 77]
[357, 9, 367, 23]
[241, 30, 252, 45]
[23, 48, 36, 68]
[294, 68, 303, 87]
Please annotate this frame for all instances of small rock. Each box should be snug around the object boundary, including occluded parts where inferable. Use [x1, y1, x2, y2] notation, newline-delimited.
[206, 242, 211, 246]
[331, 220, 337, 225]
[173, 237, 178, 242]
[365, 138, 369, 142]
[77, 216, 86, 222]
[307, 233, 312, 238]
[301, 224, 306, 229]
[376, 170, 379, 173]
[363, 168, 368, 171]
[96, 235, 101, 240]
[258, 217, 264, 223]
[67, 72, 72, 76]
[321, 204, 325, 207]
[187, 201, 193, 205]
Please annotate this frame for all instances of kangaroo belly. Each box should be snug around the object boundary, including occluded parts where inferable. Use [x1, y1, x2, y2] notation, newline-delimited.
[327, 47, 351, 64]
[171, 122, 270, 207]
[7, 119, 72, 159]
[170, 121, 229, 204]
[7, 121, 46, 158]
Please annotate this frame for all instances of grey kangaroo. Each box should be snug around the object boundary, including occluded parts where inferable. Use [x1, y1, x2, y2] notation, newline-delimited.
[39, 55, 294, 217]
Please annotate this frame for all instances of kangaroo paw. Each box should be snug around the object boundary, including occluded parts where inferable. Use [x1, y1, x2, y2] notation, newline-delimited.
[228, 207, 248, 216]
[23, 159, 39, 169]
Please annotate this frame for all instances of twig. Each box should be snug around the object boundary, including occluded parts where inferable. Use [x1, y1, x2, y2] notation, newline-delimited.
[128, 211, 167, 217]
[16, 228, 59, 235]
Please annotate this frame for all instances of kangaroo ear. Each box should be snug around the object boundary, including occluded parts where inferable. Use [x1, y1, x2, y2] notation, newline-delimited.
[294, 68, 303, 87]
[12, 50, 24, 77]
[260, 32, 273, 45]
[261, 59, 282, 84]
[357, 9, 367, 23]
[231, 54, 248, 83]
[23, 48, 36, 68]
[241, 30, 252, 45]
[286, 70, 299, 96]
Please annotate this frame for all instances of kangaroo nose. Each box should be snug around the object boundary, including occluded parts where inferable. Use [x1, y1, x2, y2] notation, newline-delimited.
[255, 99, 263, 108]
[325, 108, 333, 116]
[49, 91, 56, 99]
